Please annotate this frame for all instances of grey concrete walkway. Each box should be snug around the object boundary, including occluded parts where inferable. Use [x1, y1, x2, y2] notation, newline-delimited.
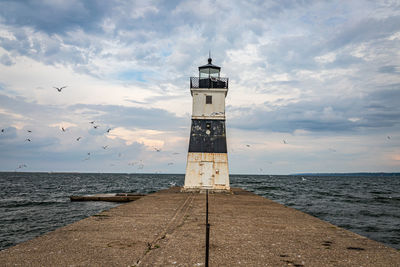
[1, 187, 399, 266]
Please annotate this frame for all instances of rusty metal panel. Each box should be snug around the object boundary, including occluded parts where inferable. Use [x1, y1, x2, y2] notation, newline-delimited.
[184, 153, 229, 190]
[212, 153, 229, 163]
[214, 161, 229, 185]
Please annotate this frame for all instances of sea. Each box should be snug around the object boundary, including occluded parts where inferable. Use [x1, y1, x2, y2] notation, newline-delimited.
[0, 172, 399, 251]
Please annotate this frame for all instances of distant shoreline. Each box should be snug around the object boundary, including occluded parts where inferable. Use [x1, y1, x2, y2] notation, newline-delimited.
[290, 172, 400, 176]
[1, 171, 399, 176]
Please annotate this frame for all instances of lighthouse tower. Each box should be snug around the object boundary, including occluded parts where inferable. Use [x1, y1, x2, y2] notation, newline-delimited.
[183, 57, 230, 191]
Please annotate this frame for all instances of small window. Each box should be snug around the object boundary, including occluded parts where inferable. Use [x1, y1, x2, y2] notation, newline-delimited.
[206, 95, 212, 104]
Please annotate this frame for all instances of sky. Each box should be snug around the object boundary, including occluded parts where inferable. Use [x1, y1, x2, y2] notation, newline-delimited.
[0, 0, 399, 174]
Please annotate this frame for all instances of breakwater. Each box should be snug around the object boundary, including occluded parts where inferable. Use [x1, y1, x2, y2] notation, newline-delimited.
[1, 172, 399, 251]
[1, 187, 399, 266]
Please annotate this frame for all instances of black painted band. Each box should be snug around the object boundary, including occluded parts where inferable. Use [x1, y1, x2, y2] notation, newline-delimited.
[188, 119, 227, 153]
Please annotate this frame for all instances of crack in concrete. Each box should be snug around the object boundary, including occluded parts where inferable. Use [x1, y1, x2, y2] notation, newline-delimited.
[137, 193, 195, 266]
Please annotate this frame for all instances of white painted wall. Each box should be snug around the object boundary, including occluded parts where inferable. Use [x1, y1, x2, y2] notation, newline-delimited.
[191, 88, 227, 119]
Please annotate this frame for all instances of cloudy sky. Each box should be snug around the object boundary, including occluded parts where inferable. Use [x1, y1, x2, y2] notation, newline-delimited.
[0, 0, 399, 174]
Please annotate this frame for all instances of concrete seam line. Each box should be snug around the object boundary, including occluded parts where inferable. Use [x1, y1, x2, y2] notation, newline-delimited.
[137, 193, 195, 266]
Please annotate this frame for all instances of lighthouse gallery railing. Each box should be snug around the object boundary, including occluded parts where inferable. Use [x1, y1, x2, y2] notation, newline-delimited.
[190, 77, 229, 89]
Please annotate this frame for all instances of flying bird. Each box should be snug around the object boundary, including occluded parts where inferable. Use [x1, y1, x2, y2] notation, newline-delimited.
[76, 137, 82, 141]
[106, 128, 112, 133]
[153, 147, 161, 152]
[246, 144, 250, 147]
[283, 140, 288, 144]
[102, 145, 108, 149]
[1, 129, 4, 133]
[25, 138, 31, 142]
[61, 127, 66, 132]
[54, 86, 67, 92]
[83, 152, 91, 161]
[387, 136, 391, 140]
[27, 130, 32, 133]
[16, 164, 27, 170]
[93, 125, 99, 129]
[89, 121, 95, 124]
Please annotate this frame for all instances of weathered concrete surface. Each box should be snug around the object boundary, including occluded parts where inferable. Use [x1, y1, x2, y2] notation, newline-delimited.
[1, 187, 399, 266]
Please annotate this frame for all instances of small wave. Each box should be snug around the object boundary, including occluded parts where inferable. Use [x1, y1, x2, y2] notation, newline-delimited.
[3, 200, 67, 208]
[358, 209, 399, 218]
[244, 180, 263, 184]
[373, 196, 400, 204]
[254, 186, 281, 190]
[359, 225, 382, 233]
[370, 190, 388, 195]
[315, 191, 334, 197]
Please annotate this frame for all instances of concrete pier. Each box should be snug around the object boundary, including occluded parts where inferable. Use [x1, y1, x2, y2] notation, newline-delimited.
[1, 187, 399, 266]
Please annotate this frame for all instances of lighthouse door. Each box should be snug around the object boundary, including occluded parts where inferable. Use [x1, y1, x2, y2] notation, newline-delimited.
[201, 161, 213, 187]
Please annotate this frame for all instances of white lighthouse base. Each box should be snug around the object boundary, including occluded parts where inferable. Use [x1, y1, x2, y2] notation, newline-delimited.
[183, 152, 230, 192]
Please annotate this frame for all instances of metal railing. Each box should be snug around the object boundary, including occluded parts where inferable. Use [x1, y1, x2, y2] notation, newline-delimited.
[190, 77, 229, 89]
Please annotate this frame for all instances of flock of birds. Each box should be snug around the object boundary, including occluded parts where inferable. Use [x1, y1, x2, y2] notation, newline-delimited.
[0, 85, 180, 172]
[1, 85, 395, 172]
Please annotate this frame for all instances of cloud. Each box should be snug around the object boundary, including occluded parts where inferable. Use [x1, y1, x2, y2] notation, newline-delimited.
[378, 65, 400, 74]
[0, 1, 113, 34]
[229, 88, 400, 133]
[327, 16, 400, 50]
[0, 92, 190, 172]
[0, 53, 14, 66]
[108, 127, 165, 147]
[69, 103, 187, 130]
[1, 0, 400, 173]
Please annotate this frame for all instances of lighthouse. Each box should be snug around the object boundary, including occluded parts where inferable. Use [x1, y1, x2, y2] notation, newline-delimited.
[183, 57, 230, 191]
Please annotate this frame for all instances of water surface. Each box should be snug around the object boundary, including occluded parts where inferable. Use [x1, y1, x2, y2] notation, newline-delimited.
[1, 172, 399, 250]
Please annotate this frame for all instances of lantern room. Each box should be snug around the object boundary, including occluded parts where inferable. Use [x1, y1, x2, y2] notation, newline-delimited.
[199, 57, 221, 78]
[192, 57, 228, 89]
